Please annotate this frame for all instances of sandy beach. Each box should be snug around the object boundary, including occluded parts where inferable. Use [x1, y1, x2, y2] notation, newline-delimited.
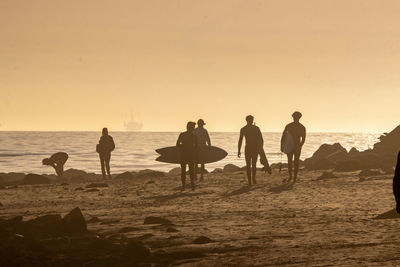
[1, 166, 399, 266]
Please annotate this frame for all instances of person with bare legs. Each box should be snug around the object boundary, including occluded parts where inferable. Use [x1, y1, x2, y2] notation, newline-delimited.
[42, 152, 69, 177]
[194, 119, 211, 181]
[96, 128, 115, 179]
[281, 112, 306, 184]
[238, 115, 264, 186]
[177, 122, 198, 190]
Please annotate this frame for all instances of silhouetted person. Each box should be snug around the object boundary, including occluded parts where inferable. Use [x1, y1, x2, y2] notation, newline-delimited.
[194, 119, 211, 181]
[281, 111, 306, 184]
[42, 152, 69, 177]
[238, 115, 264, 185]
[176, 122, 198, 190]
[393, 152, 400, 213]
[97, 128, 115, 179]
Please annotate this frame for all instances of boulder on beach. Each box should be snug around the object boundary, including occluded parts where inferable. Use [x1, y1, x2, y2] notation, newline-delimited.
[136, 169, 165, 178]
[21, 174, 50, 185]
[334, 159, 364, 172]
[63, 207, 87, 233]
[348, 147, 360, 157]
[115, 171, 135, 180]
[2, 172, 26, 184]
[305, 143, 348, 170]
[169, 167, 182, 176]
[212, 168, 223, 173]
[223, 164, 241, 172]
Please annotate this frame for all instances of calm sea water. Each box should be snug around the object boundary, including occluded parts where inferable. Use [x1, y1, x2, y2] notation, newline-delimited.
[0, 132, 380, 174]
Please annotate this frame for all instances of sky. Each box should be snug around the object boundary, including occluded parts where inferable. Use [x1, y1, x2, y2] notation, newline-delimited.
[1, 0, 400, 132]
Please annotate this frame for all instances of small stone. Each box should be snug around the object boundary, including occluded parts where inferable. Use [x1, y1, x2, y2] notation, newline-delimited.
[193, 236, 213, 244]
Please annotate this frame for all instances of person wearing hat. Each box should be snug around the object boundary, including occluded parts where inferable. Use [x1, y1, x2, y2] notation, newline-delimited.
[176, 121, 198, 190]
[281, 111, 306, 184]
[194, 119, 211, 181]
[42, 152, 69, 177]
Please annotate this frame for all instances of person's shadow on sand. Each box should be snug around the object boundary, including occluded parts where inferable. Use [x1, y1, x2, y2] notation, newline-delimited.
[222, 185, 265, 198]
[269, 183, 293, 193]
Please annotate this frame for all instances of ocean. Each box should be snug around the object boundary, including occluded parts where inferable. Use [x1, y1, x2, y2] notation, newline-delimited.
[0, 131, 380, 174]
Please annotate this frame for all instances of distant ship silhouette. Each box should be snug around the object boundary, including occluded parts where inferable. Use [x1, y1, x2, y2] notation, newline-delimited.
[124, 115, 143, 131]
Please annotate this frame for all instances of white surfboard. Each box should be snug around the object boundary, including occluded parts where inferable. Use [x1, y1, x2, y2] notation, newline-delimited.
[281, 131, 294, 154]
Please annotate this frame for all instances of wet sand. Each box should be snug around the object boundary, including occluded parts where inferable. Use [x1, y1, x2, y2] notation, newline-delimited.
[1, 168, 399, 266]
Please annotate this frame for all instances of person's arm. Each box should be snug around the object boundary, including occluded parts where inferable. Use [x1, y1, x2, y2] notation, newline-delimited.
[300, 126, 306, 147]
[206, 130, 211, 146]
[110, 137, 115, 151]
[238, 129, 243, 157]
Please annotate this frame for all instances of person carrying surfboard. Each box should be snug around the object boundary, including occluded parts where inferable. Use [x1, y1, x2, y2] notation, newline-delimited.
[281, 111, 306, 184]
[194, 119, 211, 182]
[238, 115, 264, 185]
[176, 121, 198, 190]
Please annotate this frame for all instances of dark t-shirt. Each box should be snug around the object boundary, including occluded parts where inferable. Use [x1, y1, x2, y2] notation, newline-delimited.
[240, 125, 263, 152]
[177, 131, 198, 162]
[284, 122, 306, 146]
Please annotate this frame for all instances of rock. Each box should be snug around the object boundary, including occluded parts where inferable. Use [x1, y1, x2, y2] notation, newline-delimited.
[123, 240, 151, 263]
[23, 214, 64, 234]
[334, 159, 364, 172]
[75, 187, 84, 191]
[166, 227, 179, 233]
[136, 169, 165, 178]
[85, 183, 108, 188]
[60, 182, 69, 186]
[358, 169, 381, 177]
[305, 143, 348, 170]
[3, 172, 25, 184]
[223, 164, 241, 172]
[21, 174, 50, 185]
[144, 216, 172, 225]
[63, 168, 88, 178]
[169, 167, 182, 176]
[115, 171, 135, 180]
[63, 207, 87, 233]
[317, 171, 337, 180]
[118, 226, 139, 233]
[349, 147, 360, 156]
[212, 168, 223, 173]
[0, 216, 23, 228]
[0, 202, 2, 207]
[375, 209, 400, 219]
[193, 236, 213, 244]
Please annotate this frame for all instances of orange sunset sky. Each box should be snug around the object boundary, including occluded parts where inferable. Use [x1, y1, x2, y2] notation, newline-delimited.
[1, 0, 400, 132]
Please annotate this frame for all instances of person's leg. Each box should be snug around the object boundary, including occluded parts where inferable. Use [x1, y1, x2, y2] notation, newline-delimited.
[287, 153, 294, 182]
[293, 148, 301, 183]
[180, 163, 187, 190]
[188, 162, 195, 190]
[252, 153, 258, 184]
[245, 150, 252, 185]
[200, 164, 205, 181]
[105, 153, 111, 178]
[100, 154, 106, 178]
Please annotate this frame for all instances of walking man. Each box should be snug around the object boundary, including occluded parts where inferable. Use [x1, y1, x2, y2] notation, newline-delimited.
[281, 111, 306, 184]
[238, 115, 264, 185]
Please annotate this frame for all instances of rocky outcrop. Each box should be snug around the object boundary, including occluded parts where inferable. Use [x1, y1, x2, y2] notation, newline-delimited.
[115, 171, 135, 180]
[136, 169, 165, 178]
[305, 143, 348, 170]
[223, 164, 241, 172]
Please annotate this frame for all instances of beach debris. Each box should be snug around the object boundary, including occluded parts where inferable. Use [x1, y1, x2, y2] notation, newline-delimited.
[193, 236, 213, 244]
[21, 174, 50, 185]
[144, 216, 172, 225]
[85, 182, 108, 188]
[375, 209, 400, 219]
[223, 164, 241, 172]
[115, 171, 135, 180]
